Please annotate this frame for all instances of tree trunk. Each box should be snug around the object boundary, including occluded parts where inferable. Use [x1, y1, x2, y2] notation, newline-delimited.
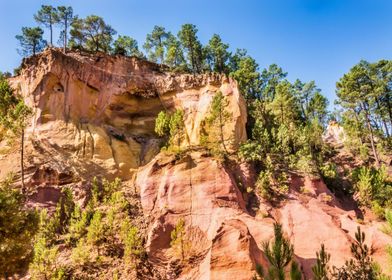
[385, 92, 392, 130]
[219, 109, 228, 154]
[21, 129, 25, 189]
[64, 19, 68, 53]
[375, 97, 390, 137]
[362, 103, 380, 166]
[50, 23, 53, 46]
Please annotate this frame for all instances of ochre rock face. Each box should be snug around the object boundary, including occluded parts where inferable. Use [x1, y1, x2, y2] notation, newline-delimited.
[135, 151, 273, 279]
[8, 48, 247, 180]
[3, 49, 392, 279]
[136, 153, 392, 279]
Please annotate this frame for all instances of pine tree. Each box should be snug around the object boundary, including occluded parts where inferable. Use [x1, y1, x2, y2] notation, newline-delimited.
[262, 223, 294, 280]
[205, 92, 232, 154]
[113, 35, 144, 57]
[15, 27, 46, 56]
[229, 49, 262, 101]
[69, 15, 116, 53]
[0, 177, 39, 278]
[312, 244, 331, 280]
[155, 109, 186, 150]
[30, 236, 58, 280]
[205, 34, 230, 73]
[336, 61, 382, 166]
[331, 227, 380, 280]
[86, 211, 105, 255]
[121, 218, 143, 265]
[165, 33, 186, 70]
[57, 6, 75, 53]
[169, 109, 185, 149]
[143, 25, 169, 64]
[170, 218, 188, 261]
[178, 24, 204, 73]
[34, 5, 58, 46]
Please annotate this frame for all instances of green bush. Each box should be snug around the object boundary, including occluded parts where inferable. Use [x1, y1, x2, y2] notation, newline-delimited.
[352, 166, 392, 215]
[0, 178, 39, 277]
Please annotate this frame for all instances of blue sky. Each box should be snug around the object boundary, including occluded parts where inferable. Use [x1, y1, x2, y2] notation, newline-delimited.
[1, 0, 392, 106]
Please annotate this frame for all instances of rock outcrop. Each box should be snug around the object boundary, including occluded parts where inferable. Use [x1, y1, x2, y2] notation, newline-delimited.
[2, 48, 392, 279]
[6, 48, 246, 180]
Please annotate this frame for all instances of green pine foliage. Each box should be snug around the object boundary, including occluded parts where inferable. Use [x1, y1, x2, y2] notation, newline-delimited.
[336, 60, 392, 166]
[30, 236, 60, 280]
[69, 15, 116, 53]
[170, 218, 190, 261]
[312, 244, 331, 280]
[331, 227, 382, 280]
[351, 165, 392, 218]
[0, 176, 39, 278]
[121, 218, 144, 265]
[113, 35, 144, 57]
[262, 223, 297, 280]
[15, 27, 46, 56]
[203, 91, 232, 155]
[155, 109, 186, 151]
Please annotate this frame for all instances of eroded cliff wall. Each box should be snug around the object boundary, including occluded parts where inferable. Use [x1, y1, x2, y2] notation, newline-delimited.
[2, 49, 392, 280]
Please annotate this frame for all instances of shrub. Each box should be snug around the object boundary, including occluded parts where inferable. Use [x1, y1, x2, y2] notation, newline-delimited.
[331, 227, 381, 279]
[381, 209, 392, 235]
[86, 211, 105, 254]
[258, 223, 301, 280]
[312, 244, 330, 280]
[71, 238, 91, 265]
[0, 179, 39, 277]
[170, 218, 190, 261]
[352, 166, 392, 216]
[66, 204, 90, 246]
[121, 218, 143, 265]
[30, 236, 59, 280]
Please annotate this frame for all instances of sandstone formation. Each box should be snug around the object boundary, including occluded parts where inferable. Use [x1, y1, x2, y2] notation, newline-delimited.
[2, 48, 392, 279]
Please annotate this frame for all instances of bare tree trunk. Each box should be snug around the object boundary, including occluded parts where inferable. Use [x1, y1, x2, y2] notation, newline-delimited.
[50, 23, 53, 46]
[362, 103, 380, 166]
[64, 19, 68, 53]
[219, 109, 228, 154]
[21, 129, 25, 189]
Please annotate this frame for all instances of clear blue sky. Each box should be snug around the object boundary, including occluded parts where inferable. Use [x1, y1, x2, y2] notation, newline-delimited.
[1, 0, 392, 105]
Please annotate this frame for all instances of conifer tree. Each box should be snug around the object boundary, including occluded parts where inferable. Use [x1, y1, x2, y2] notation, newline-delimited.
[178, 24, 204, 73]
[30, 236, 59, 280]
[312, 244, 331, 280]
[121, 218, 143, 265]
[205, 34, 230, 73]
[57, 6, 75, 53]
[206, 92, 232, 154]
[86, 211, 105, 255]
[229, 49, 261, 101]
[262, 223, 295, 280]
[169, 109, 185, 149]
[165, 33, 186, 70]
[113, 35, 144, 57]
[69, 15, 116, 53]
[16, 27, 46, 56]
[170, 218, 188, 261]
[331, 227, 380, 279]
[34, 5, 58, 46]
[0, 176, 38, 278]
[155, 109, 186, 150]
[143, 25, 169, 64]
